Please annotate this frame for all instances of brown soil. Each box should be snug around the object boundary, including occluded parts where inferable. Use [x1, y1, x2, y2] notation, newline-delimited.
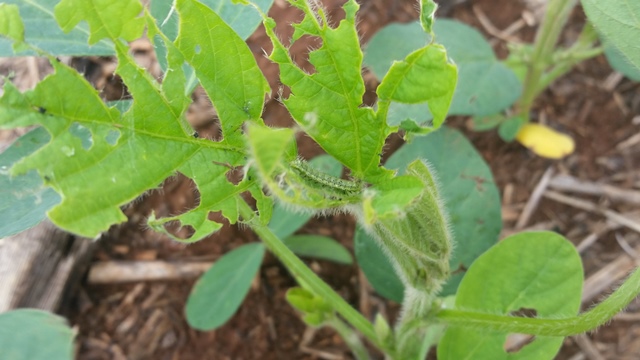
[3, 0, 639, 359]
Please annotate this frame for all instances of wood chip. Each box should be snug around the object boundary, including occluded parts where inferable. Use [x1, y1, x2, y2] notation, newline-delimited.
[516, 167, 555, 230]
[88, 261, 212, 284]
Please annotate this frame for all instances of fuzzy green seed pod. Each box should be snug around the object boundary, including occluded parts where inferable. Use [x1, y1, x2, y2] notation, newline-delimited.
[364, 159, 452, 298]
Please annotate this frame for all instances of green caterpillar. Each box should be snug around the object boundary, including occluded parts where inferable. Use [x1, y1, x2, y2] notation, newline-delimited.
[289, 158, 362, 198]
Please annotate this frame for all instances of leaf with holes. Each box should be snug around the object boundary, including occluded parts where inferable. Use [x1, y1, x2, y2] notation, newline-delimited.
[0, 0, 269, 241]
[438, 231, 583, 359]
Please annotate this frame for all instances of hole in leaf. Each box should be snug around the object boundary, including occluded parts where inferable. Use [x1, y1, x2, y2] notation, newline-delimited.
[69, 123, 93, 150]
[189, 88, 222, 141]
[451, 263, 467, 275]
[510, 308, 538, 318]
[504, 308, 538, 353]
[105, 129, 121, 146]
[162, 220, 196, 240]
[225, 166, 244, 186]
[194, 44, 201, 54]
[504, 334, 536, 353]
[207, 210, 228, 224]
[288, 34, 322, 75]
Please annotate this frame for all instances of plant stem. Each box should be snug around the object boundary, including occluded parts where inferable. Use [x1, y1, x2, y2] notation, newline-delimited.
[535, 23, 602, 94]
[436, 266, 640, 336]
[327, 317, 372, 360]
[519, 0, 578, 118]
[237, 200, 382, 350]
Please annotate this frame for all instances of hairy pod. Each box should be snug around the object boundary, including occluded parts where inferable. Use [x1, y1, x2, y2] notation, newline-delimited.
[365, 159, 452, 298]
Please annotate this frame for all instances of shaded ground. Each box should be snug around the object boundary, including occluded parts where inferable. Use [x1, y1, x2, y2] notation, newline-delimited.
[2, 0, 640, 359]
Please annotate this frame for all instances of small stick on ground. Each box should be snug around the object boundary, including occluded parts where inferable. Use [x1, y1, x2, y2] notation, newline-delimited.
[549, 174, 640, 205]
[543, 190, 640, 234]
[572, 333, 606, 360]
[515, 167, 555, 230]
[472, 5, 525, 43]
[87, 261, 213, 284]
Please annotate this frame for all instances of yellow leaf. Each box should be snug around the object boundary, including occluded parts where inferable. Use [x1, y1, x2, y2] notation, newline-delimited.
[516, 123, 575, 159]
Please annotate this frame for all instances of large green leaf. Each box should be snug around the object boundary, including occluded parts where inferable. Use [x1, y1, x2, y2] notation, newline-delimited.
[438, 231, 583, 359]
[175, 0, 270, 147]
[0, 1, 268, 240]
[0, 0, 113, 56]
[605, 43, 640, 81]
[0, 309, 75, 360]
[582, 0, 640, 71]
[262, 0, 391, 182]
[364, 20, 521, 123]
[0, 127, 60, 237]
[356, 127, 502, 300]
[186, 243, 265, 330]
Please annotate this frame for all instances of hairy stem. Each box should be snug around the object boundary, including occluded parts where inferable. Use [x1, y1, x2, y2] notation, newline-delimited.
[436, 266, 640, 336]
[237, 200, 382, 350]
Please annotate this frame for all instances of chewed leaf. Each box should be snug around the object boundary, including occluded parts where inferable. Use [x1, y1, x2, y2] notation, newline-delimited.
[419, 0, 438, 34]
[0, 2, 266, 241]
[364, 20, 520, 126]
[0, 128, 60, 238]
[439, 232, 583, 359]
[262, 0, 392, 183]
[175, 0, 270, 147]
[0, 1, 113, 56]
[516, 123, 575, 159]
[54, 0, 145, 44]
[0, 4, 27, 52]
[376, 44, 457, 132]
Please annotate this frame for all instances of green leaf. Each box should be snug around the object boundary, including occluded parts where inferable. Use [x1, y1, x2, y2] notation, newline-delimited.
[419, 0, 438, 34]
[0, 309, 75, 360]
[0, 3, 27, 53]
[357, 127, 502, 300]
[283, 235, 353, 264]
[0, 127, 60, 237]
[0, 0, 113, 56]
[175, 0, 270, 147]
[362, 175, 423, 223]
[582, 0, 640, 71]
[605, 43, 640, 81]
[376, 43, 457, 131]
[268, 155, 343, 239]
[247, 123, 295, 178]
[364, 20, 521, 122]
[438, 231, 583, 359]
[263, 0, 391, 182]
[54, 0, 145, 44]
[354, 227, 404, 303]
[186, 243, 265, 330]
[149, 0, 274, 93]
[1, 3, 271, 240]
